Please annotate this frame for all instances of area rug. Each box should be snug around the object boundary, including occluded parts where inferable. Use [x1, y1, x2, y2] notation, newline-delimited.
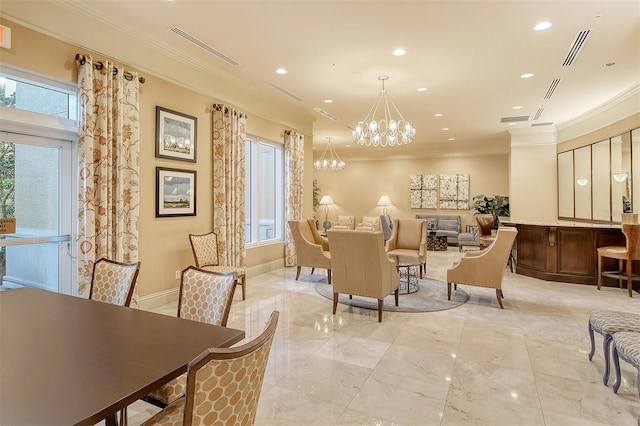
[314, 279, 469, 313]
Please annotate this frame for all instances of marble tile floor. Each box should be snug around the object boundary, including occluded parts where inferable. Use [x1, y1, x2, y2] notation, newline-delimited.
[123, 248, 640, 426]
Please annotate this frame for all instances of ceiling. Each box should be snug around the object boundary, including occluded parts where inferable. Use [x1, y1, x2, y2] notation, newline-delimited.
[1, 1, 639, 160]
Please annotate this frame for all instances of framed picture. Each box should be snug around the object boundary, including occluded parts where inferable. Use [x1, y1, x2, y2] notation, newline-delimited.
[155, 106, 197, 162]
[156, 167, 197, 217]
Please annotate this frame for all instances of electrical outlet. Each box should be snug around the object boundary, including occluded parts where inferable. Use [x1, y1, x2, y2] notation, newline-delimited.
[175, 270, 180, 280]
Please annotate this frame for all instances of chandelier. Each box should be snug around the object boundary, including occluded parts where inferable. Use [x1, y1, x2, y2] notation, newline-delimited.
[314, 137, 345, 170]
[353, 76, 416, 147]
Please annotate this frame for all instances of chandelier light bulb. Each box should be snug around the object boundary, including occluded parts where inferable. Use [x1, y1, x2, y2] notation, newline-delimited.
[353, 76, 415, 147]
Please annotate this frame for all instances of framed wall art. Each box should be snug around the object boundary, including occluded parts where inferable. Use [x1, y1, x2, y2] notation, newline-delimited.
[156, 167, 197, 217]
[155, 106, 197, 162]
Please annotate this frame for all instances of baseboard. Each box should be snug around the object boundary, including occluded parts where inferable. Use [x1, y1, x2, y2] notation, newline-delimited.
[138, 287, 179, 311]
[246, 259, 285, 277]
[138, 259, 285, 310]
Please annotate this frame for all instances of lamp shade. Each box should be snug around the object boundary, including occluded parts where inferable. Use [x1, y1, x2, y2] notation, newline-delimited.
[377, 195, 393, 206]
[319, 195, 334, 205]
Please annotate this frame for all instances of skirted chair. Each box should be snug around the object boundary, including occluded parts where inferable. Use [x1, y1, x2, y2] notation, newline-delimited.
[447, 227, 518, 309]
[89, 257, 141, 307]
[143, 311, 279, 426]
[356, 216, 381, 232]
[385, 219, 428, 279]
[288, 219, 332, 283]
[597, 223, 640, 298]
[327, 230, 399, 322]
[189, 232, 247, 300]
[145, 267, 237, 408]
[332, 215, 355, 230]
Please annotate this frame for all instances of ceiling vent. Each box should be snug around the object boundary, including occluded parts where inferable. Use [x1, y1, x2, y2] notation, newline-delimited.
[500, 116, 529, 123]
[169, 27, 240, 66]
[313, 107, 338, 121]
[267, 82, 303, 102]
[562, 29, 591, 67]
[533, 107, 545, 121]
[532, 122, 554, 127]
[544, 79, 561, 100]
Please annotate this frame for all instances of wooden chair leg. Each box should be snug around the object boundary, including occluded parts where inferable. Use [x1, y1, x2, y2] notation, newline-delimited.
[496, 289, 504, 309]
[333, 293, 339, 314]
[588, 321, 596, 361]
[394, 288, 399, 306]
[240, 275, 246, 300]
[626, 259, 633, 297]
[447, 282, 452, 300]
[328, 269, 332, 284]
[311, 267, 315, 275]
[377, 299, 383, 322]
[296, 266, 301, 281]
[597, 255, 603, 290]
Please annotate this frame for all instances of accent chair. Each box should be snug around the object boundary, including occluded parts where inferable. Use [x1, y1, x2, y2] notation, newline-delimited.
[288, 219, 332, 283]
[385, 219, 428, 278]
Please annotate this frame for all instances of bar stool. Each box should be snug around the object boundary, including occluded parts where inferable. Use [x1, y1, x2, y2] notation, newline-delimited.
[588, 310, 640, 385]
[597, 224, 640, 297]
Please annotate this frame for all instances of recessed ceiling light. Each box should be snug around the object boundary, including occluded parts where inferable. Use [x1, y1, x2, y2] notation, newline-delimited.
[509, 122, 517, 126]
[601, 62, 616, 68]
[417, 87, 427, 92]
[534, 21, 552, 31]
[434, 113, 443, 117]
[275, 68, 287, 75]
[392, 48, 406, 56]
[448, 138, 455, 141]
[442, 127, 449, 131]
[513, 105, 523, 110]
[521, 73, 534, 79]
[324, 99, 333, 103]
[345, 144, 351, 147]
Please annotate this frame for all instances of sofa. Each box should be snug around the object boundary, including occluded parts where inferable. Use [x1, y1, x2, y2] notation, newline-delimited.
[415, 214, 461, 245]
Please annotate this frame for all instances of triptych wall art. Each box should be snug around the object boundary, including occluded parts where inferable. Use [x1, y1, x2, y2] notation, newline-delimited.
[410, 174, 469, 210]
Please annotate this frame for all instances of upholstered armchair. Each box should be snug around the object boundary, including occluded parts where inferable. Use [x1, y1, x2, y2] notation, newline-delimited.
[447, 227, 518, 308]
[356, 215, 381, 231]
[332, 215, 355, 230]
[287, 219, 332, 283]
[385, 219, 428, 278]
[327, 230, 399, 322]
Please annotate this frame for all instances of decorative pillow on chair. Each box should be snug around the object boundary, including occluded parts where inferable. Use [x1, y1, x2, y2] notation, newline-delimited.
[357, 216, 380, 231]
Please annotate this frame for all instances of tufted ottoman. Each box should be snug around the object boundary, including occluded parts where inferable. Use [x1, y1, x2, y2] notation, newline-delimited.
[611, 331, 640, 425]
[588, 310, 640, 385]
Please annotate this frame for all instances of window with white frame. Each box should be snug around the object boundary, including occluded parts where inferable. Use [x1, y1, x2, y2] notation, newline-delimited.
[245, 136, 283, 244]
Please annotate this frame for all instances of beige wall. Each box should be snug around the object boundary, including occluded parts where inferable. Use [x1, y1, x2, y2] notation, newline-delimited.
[314, 155, 509, 230]
[0, 19, 314, 298]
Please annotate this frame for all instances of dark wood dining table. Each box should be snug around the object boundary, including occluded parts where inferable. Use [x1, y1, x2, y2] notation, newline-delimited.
[0, 287, 245, 425]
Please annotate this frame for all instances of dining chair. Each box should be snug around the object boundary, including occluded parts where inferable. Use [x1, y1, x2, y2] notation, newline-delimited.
[189, 231, 247, 300]
[142, 311, 279, 426]
[89, 257, 141, 307]
[144, 266, 237, 408]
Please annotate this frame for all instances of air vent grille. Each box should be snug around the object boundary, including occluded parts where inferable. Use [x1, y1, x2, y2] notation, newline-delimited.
[532, 122, 554, 127]
[500, 116, 529, 123]
[169, 27, 240, 66]
[533, 107, 545, 121]
[313, 107, 338, 121]
[544, 79, 561, 100]
[267, 82, 303, 102]
[563, 29, 591, 67]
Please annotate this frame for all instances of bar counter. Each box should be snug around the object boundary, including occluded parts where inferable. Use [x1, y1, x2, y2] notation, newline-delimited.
[500, 218, 636, 289]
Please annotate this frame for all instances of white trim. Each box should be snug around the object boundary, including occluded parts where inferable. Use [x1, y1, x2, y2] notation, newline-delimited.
[509, 126, 558, 147]
[138, 287, 179, 311]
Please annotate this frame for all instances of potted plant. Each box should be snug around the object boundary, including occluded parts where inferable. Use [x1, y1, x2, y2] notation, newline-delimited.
[469, 194, 510, 228]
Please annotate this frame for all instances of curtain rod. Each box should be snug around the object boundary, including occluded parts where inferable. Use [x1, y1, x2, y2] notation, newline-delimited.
[75, 54, 145, 84]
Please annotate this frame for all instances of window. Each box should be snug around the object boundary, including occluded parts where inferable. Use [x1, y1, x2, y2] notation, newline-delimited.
[245, 136, 283, 244]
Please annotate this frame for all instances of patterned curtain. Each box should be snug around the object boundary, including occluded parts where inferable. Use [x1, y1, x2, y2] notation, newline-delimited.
[284, 130, 304, 266]
[212, 104, 246, 268]
[76, 55, 140, 299]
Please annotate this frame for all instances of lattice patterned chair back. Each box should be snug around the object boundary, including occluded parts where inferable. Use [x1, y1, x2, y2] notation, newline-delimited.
[189, 232, 219, 267]
[142, 311, 279, 426]
[89, 258, 141, 307]
[178, 266, 236, 327]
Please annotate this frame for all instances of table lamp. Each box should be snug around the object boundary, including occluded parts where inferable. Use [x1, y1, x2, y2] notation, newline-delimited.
[377, 195, 393, 215]
[319, 195, 334, 231]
